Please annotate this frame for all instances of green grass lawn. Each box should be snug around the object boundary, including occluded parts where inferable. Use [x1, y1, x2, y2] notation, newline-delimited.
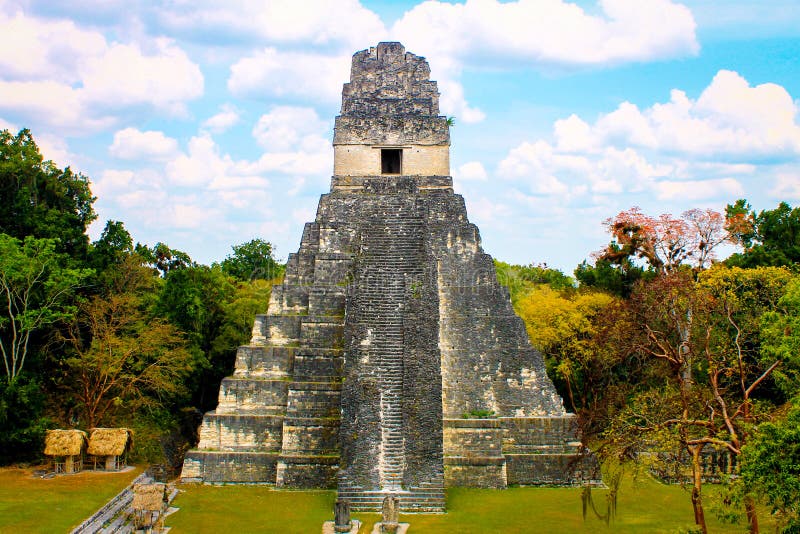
[167, 474, 768, 534]
[0, 465, 143, 533]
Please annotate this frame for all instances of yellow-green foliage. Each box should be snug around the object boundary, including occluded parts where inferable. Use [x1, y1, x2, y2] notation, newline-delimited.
[514, 285, 614, 357]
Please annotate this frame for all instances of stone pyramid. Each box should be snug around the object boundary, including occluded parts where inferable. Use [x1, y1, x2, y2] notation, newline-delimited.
[181, 42, 593, 512]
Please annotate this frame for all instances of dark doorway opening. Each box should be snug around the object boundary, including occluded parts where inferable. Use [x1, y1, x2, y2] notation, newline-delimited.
[381, 149, 402, 174]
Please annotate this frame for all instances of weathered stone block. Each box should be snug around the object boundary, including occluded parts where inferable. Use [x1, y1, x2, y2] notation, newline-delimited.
[182, 451, 279, 483]
[216, 379, 288, 415]
[276, 455, 339, 488]
[196, 414, 283, 452]
[267, 315, 302, 345]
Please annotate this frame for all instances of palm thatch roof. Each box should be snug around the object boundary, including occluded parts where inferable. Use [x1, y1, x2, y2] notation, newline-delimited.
[132, 483, 166, 511]
[44, 429, 88, 457]
[87, 428, 133, 456]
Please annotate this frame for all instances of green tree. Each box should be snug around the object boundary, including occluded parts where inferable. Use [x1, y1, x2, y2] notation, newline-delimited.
[220, 238, 284, 282]
[574, 254, 653, 298]
[137, 242, 194, 277]
[726, 200, 800, 267]
[0, 375, 48, 462]
[0, 234, 92, 382]
[211, 279, 274, 359]
[61, 290, 197, 428]
[608, 267, 795, 533]
[89, 220, 134, 272]
[739, 405, 800, 533]
[0, 129, 95, 259]
[156, 265, 236, 409]
[759, 277, 800, 399]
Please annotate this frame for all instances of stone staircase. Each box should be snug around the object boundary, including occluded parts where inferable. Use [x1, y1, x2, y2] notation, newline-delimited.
[336, 483, 446, 513]
[337, 196, 446, 512]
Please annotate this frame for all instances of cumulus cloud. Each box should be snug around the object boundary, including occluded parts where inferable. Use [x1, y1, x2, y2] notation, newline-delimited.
[653, 178, 744, 200]
[228, 48, 350, 103]
[455, 161, 488, 181]
[166, 134, 236, 187]
[437, 79, 485, 123]
[770, 173, 800, 200]
[252, 106, 328, 151]
[157, 0, 386, 49]
[388, 0, 700, 126]
[495, 68, 800, 224]
[110, 128, 180, 161]
[573, 70, 800, 157]
[202, 104, 240, 133]
[0, 10, 203, 134]
[393, 0, 698, 69]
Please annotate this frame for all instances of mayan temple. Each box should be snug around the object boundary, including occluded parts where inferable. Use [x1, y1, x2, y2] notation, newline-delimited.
[181, 42, 592, 512]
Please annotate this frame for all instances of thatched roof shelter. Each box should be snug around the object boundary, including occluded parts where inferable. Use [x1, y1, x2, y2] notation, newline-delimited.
[44, 429, 87, 457]
[132, 483, 166, 512]
[87, 428, 133, 457]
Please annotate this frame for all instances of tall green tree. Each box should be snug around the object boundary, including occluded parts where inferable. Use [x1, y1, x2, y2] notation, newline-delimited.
[739, 405, 800, 533]
[90, 220, 134, 272]
[137, 242, 194, 277]
[155, 265, 236, 409]
[0, 129, 95, 260]
[61, 290, 197, 428]
[220, 238, 284, 282]
[726, 200, 800, 267]
[0, 234, 92, 382]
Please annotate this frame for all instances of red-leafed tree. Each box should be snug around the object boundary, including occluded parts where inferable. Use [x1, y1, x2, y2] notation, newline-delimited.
[599, 206, 735, 274]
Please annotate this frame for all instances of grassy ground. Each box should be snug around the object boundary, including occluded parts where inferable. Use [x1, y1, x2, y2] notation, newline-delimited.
[167, 473, 766, 534]
[0, 465, 142, 533]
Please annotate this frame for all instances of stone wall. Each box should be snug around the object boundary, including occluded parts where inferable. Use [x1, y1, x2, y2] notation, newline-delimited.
[333, 145, 449, 176]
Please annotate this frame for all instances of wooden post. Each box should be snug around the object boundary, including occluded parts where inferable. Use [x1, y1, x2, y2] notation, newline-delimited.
[105, 455, 116, 470]
[65, 455, 75, 474]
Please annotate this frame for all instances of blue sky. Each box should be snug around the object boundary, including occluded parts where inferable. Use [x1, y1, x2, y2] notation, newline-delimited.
[1, 0, 798, 274]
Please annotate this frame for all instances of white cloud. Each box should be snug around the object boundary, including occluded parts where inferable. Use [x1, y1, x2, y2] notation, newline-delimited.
[554, 114, 595, 152]
[202, 104, 240, 133]
[770, 174, 800, 200]
[35, 134, 74, 168]
[389, 0, 699, 126]
[392, 0, 698, 69]
[171, 203, 221, 229]
[252, 106, 328, 151]
[228, 48, 350, 103]
[494, 68, 799, 234]
[653, 178, 744, 200]
[437, 79, 485, 124]
[92, 169, 135, 199]
[110, 128, 180, 161]
[0, 80, 115, 133]
[166, 134, 233, 187]
[157, 0, 386, 49]
[0, 11, 105, 83]
[80, 39, 203, 114]
[586, 71, 800, 157]
[0, 10, 203, 134]
[455, 161, 488, 181]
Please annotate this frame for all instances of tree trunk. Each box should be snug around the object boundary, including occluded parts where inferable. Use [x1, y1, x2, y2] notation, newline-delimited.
[690, 445, 708, 534]
[744, 495, 759, 534]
